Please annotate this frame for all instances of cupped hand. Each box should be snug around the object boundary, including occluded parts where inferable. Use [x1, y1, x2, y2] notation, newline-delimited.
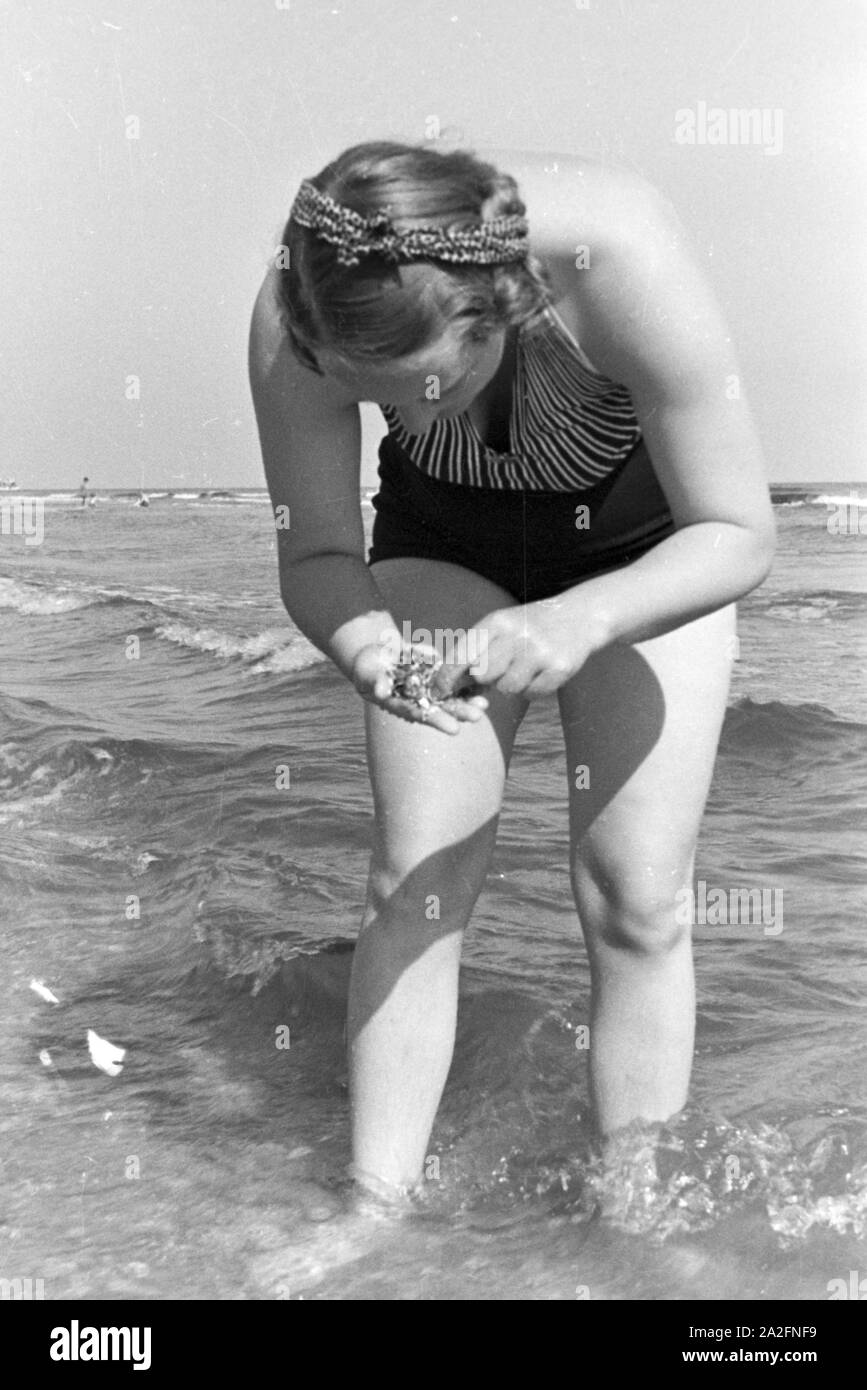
[351, 641, 489, 735]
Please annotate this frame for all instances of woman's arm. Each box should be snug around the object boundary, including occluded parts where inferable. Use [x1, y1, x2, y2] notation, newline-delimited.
[248, 272, 397, 676]
[248, 271, 487, 732]
[556, 170, 776, 645]
[441, 162, 777, 698]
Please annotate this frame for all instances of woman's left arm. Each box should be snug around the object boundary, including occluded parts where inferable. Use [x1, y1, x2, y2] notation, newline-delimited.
[440, 170, 778, 700]
[555, 176, 776, 648]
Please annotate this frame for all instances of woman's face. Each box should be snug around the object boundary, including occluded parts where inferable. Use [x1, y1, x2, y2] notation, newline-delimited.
[317, 323, 507, 436]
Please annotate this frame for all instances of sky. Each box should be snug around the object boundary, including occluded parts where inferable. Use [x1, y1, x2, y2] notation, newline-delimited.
[2, 0, 865, 488]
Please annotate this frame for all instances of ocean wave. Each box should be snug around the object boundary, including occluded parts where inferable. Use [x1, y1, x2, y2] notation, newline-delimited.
[721, 697, 867, 755]
[0, 575, 253, 620]
[184, 492, 270, 505]
[0, 577, 111, 615]
[153, 619, 325, 674]
[771, 490, 867, 508]
[751, 588, 867, 622]
[799, 587, 867, 602]
[0, 727, 208, 825]
[813, 493, 867, 508]
[488, 1112, 867, 1246]
[193, 919, 349, 995]
[0, 736, 122, 822]
[211, 493, 270, 504]
[763, 599, 839, 623]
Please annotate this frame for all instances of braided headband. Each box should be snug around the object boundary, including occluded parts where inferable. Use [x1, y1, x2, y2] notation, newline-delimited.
[289, 179, 530, 268]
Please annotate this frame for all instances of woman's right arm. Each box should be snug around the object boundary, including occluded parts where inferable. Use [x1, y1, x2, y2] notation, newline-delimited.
[247, 272, 487, 733]
[248, 271, 400, 680]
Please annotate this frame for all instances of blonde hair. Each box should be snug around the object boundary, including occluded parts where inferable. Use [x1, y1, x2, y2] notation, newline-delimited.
[277, 141, 554, 374]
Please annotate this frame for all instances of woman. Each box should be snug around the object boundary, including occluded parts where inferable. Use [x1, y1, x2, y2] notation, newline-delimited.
[248, 141, 775, 1202]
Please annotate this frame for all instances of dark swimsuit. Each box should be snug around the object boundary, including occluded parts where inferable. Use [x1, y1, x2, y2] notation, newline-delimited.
[367, 304, 675, 604]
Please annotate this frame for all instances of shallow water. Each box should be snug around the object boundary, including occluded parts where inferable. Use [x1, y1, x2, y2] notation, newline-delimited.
[1, 489, 865, 1298]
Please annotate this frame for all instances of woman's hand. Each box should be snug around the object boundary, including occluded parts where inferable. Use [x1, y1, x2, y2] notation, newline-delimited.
[438, 600, 611, 698]
[351, 641, 490, 735]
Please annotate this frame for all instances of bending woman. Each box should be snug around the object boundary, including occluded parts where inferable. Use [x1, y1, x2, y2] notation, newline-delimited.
[248, 141, 775, 1199]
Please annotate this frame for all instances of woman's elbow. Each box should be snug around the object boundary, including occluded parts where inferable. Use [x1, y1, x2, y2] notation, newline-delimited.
[745, 512, 778, 587]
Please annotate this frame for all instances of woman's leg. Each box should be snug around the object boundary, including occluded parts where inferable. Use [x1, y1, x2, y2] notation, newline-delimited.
[558, 603, 736, 1133]
[350, 557, 528, 1192]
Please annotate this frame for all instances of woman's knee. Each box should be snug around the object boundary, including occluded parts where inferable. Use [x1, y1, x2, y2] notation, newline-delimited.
[363, 820, 497, 935]
[571, 840, 694, 956]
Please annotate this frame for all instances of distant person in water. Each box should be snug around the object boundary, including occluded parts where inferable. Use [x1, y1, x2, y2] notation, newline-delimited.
[77, 476, 90, 508]
[249, 141, 776, 1202]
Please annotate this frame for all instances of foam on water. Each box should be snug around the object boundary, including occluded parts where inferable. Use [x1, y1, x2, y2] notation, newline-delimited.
[0, 577, 101, 615]
[154, 619, 325, 673]
[813, 493, 867, 508]
[487, 1112, 867, 1246]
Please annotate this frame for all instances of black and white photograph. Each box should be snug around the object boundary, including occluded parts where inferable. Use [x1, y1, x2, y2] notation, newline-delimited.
[2, 0, 865, 1331]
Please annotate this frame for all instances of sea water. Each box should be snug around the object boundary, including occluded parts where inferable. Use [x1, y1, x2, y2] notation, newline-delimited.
[0, 487, 865, 1299]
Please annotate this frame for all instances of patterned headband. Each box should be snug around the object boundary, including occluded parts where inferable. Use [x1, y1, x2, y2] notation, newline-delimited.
[289, 179, 530, 268]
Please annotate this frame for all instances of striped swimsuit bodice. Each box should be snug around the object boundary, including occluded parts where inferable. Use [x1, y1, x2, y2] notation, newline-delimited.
[379, 305, 642, 492]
